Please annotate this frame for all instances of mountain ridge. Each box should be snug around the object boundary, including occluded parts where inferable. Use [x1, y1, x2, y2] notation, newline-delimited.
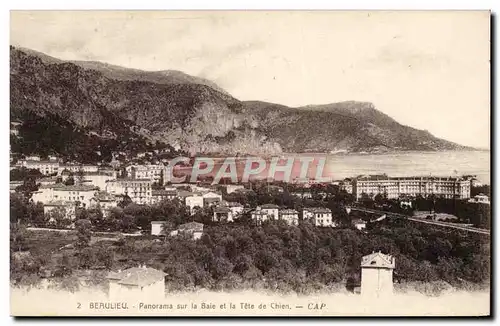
[9, 46, 474, 161]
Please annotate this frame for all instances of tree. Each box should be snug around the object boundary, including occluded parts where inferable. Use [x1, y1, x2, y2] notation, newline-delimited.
[95, 246, 114, 269]
[78, 247, 96, 269]
[120, 214, 137, 233]
[10, 194, 28, 224]
[64, 176, 75, 186]
[75, 169, 85, 184]
[10, 223, 27, 252]
[28, 202, 47, 227]
[47, 206, 71, 229]
[10, 167, 42, 181]
[87, 207, 105, 231]
[117, 194, 133, 208]
[15, 178, 39, 199]
[75, 219, 92, 249]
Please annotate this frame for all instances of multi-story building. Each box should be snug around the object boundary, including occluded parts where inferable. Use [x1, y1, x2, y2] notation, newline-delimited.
[185, 194, 204, 214]
[352, 175, 472, 200]
[469, 193, 490, 205]
[59, 164, 99, 175]
[82, 171, 116, 190]
[37, 176, 59, 186]
[52, 185, 99, 207]
[213, 207, 234, 222]
[21, 160, 59, 175]
[222, 201, 244, 217]
[89, 191, 119, 217]
[257, 204, 280, 220]
[251, 210, 270, 224]
[150, 189, 178, 204]
[105, 179, 153, 205]
[279, 209, 299, 226]
[303, 207, 335, 227]
[32, 184, 63, 204]
[126, 164, 165, 183]
[44, 200, 77, 222]
[202, 192, 223, 207]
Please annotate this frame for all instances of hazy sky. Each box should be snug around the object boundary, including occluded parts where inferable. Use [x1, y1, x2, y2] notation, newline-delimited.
[10, 11, 490, 148]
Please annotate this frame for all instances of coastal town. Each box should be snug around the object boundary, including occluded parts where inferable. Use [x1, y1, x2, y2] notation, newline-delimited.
[10, 152, 490, 234]
[10, 152, 491, 301]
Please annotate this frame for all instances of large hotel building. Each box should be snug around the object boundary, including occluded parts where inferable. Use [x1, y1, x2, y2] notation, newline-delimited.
[352, 175, 472, 200]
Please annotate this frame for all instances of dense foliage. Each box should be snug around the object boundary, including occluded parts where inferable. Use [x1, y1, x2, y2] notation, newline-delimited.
[10, 216, 490, 294]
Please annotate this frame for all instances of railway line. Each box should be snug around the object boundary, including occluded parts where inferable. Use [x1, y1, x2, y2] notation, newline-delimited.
[348, 206, 490, 236]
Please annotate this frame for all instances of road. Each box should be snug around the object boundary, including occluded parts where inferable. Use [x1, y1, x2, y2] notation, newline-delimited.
[348, 207, 490, 236]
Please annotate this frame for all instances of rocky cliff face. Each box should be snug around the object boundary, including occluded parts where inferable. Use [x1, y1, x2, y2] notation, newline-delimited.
[10, 46, 471, 158]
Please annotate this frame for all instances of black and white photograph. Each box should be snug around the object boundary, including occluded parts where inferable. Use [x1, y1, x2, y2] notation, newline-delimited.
[8, 10, 491, 316]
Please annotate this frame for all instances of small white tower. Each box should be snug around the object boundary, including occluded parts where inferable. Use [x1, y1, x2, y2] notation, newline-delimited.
[360, 251, 395, 297]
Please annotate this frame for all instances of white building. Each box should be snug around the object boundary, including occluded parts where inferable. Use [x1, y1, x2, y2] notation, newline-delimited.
[203, 191, 222, 208]
[32, 184, 60, 204]
[353, 175, 472, 200]
[223, 201, 244, 218]
[251, 211, 269, 225]
[224, 184, 245, 194]
[279, 209, 299, 226]
[82, 171, 116, 190]
[105, 179, 153, 205]
[257, 204, 279, 220]
[52, 185, 99, 208]
[89, 192, 118, 217]
[303, 207, 335, 227]
[107, 266, 166, 300]
[360, 252, 395, 298]
[150, 189, 178, 204]
[59, 164, 99, 175]
[127, 164, 165, 182]
[44, 201, 77, 222]
[469, 193, 490, 205]
[22, 160, 59, 175]
[213, 207, 234, 222]
[151, 221, 168, 236]
[185, 194, 204, 214]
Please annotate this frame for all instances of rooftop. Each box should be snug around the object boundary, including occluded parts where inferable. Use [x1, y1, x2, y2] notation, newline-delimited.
[178, 222, 204, 232]
[25, 160, 59, 165]
[355, 175, 473, 182]
[107, 266, 167, 287]
[204, 197, 221, 203]
[224, 201, 243, 208]
[94, 191, 117, 201]
[305, 207, 332, 214]
[260, 204, 280, 209]
[53, 185, 99, 192]
[110, 178, 152, 183]
[44, 200, 75, 207]
[152, 189, 177, 196]
[361, 252, 395, 269]
[280, 209, 299, 214]
[214, 207, 232, 213]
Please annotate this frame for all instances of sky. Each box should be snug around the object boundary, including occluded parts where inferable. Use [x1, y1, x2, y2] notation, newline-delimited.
[10, 11, 490, 148]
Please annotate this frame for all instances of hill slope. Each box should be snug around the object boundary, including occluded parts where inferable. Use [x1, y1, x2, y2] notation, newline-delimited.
[10, 46, 471, 160]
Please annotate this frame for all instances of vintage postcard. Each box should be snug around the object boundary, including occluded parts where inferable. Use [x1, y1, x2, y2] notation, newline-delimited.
[9, 10, 490, 317]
